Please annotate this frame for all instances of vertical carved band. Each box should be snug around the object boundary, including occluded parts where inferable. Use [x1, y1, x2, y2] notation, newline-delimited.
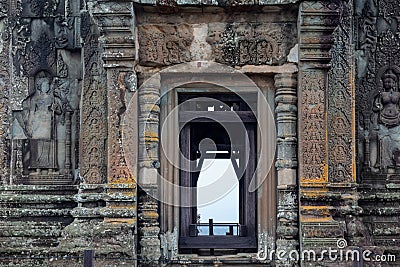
[328, 0, 355, 183]
[300, 69, 327, 182]
[87, 1, 138, 224]
[0, 3, 10, 185]
[275, 73, 299, 266]
[138, 75, 161, 263]
[80, 20, 107, 184]
[299, 0, 340, 184]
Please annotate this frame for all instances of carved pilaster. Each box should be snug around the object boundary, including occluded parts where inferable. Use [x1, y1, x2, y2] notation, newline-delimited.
[80, 21, 107, 184]
[58, 0, 137, 260]
[88, 0, 137, 224]
[138, 75, 161, 263]
[299, 0, 340, 185]
[298, 0, 345, 265]
[328, 0, 355, 184]
[275, 73, 299, 266]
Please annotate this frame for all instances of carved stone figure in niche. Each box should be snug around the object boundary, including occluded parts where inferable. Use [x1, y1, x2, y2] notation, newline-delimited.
[12, 71, 79, 184]
[373, 69, 400, 127]
[368, 67, 400, 171]
[27, 74, 62, 171]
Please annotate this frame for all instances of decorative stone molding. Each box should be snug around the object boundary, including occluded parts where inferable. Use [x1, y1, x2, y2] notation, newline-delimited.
[274, 73, 298, 266]
[328, 0, 355, 184]
[137, 74, 161, 263]
[0, 0, 11, 185]
[298, 0, 350, 265]
[88, 0, 137, 223]
[298, 0, 340, 185]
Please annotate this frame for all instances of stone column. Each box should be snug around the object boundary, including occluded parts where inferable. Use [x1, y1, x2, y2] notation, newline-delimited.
[274, 73, 299, 266]
[137, 75, 161, 264]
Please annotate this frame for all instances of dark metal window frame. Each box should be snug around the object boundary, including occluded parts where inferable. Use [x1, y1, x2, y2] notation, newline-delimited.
[178, 93, 257, 252]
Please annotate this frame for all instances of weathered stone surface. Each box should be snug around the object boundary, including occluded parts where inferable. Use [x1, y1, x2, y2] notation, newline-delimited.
[207, 22, 296, 66]
[1, 0, 400, 266]
[138, 24, 194, 66]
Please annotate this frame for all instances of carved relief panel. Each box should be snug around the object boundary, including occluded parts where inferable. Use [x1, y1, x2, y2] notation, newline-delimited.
[207, 23, 296, 66]
[356, 0, 400, 183]
[138, 24, 193, 66]
[137, 21, 296, 67]
[9, 0, 82, 185]
[12, 72, 80, 184]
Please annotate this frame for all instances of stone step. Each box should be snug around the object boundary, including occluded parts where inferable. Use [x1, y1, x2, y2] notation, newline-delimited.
[0, 185, 78, 196]
[0, 236, 60, 250]
[0, 221, 64, 237]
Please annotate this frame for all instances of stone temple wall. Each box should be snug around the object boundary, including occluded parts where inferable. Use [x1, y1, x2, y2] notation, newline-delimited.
[0, 0, 399, 266]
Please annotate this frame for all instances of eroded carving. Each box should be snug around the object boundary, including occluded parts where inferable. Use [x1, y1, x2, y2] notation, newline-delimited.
[21, 0, 64, 18]
[138, 25, 193, 66]
[80, 35, 107, 184]
[12, 71, 79, 184]
[327, 0, 353, 182]
[207, 23, 295, 66]
[301, 70, 326, 180]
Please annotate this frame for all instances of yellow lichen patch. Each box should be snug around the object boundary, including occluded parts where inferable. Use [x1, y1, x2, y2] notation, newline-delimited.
[300, 175, 328, 185]
[108, 182, 137, 189]
[142, 211, 159, 219]
[107, 205, 136, 210]
[300, 216, 333, 223]
[324, 162, 328, 181]
[120, 192, 136, 197]
[301, 205, 329, 210]
[301, 189, 329, 198]
[110, 176, 136, 185]
[104, 218, 136, 225]
[144, 132, 159, 144]
[300, 205, 330, 217]
[144, 130, 159, 138]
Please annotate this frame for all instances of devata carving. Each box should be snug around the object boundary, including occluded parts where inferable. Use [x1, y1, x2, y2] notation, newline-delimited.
[12, 71, 80, 184]
[361, 67, 400, 172]
[373, 69, 400, 128]
[356, 0, 400, 183]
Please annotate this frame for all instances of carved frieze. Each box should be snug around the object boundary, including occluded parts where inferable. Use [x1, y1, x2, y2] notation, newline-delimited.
[138, 24, 193, 66]
[12, 18, 56, 77]
[55, 17, 77, 49]
[207, 23, 295, 66]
